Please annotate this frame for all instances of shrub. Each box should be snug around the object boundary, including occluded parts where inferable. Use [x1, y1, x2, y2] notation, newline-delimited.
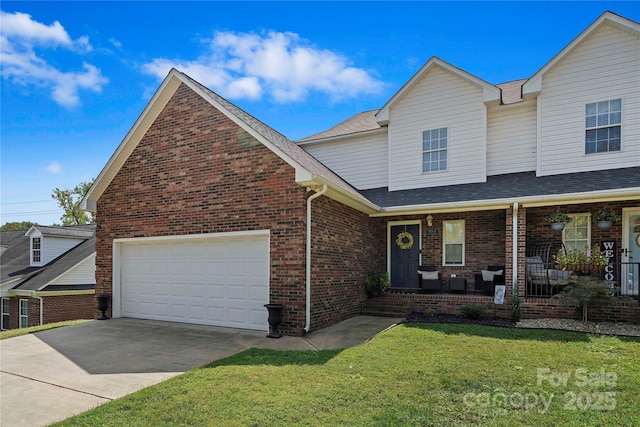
[424, 308, 437, 317]
[552, 275, 618, 322]
[364, 272, 391, 296]
[460, 304, 485, 319]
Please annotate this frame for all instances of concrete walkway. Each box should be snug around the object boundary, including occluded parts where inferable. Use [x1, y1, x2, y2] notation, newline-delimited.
[0, 316, 400, 427]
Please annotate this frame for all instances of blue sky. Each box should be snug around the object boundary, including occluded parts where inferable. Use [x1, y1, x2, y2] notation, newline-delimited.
[1, 1, 639, 226]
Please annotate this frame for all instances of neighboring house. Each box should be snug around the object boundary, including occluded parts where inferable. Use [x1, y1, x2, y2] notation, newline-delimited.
[81, 11, 639, 336]
[0, 225, 96, 329]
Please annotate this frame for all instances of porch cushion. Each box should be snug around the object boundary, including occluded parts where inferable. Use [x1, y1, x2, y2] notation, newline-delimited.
[419, 270, 439, 280]
[481, 269, 503, 281]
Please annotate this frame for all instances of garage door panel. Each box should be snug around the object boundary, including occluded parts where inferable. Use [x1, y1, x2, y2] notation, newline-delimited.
[120, 235, 269, 331]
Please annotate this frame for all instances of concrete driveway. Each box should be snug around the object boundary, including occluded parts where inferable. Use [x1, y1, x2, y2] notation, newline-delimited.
[0, 316, 399, 426]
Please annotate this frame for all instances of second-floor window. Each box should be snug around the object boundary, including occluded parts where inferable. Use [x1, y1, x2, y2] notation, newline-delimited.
[422, 127, 447, 173]
[32, 237, 41, 264]
[585, 98, 621, 154]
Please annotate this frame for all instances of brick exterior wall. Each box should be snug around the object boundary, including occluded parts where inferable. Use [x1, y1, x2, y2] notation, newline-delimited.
[310, 196, 385, 331]
[3, 295, 94, 329]
[96, 82, 313, 336]
[384, 210, 507, 293]
[43, 294, 95, 324]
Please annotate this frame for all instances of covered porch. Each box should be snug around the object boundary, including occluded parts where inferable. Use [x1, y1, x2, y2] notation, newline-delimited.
[360, 173, 640, 323]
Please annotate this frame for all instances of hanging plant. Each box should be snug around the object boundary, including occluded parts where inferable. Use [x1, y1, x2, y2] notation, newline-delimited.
[396, 231, 414, 250]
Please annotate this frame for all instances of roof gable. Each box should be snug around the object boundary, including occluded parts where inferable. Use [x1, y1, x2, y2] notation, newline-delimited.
[523, 11, 640, 97]
[1, 226, 96, 289]
[81, 69, 378, 214]
[25, 224, 95, 239]
[376, 57, 501, 125]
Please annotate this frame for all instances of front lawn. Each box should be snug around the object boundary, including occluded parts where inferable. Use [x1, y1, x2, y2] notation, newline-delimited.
[57, 324, 639, 426]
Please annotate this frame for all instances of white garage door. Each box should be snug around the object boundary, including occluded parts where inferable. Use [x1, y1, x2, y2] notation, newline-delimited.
[119, 234, 269, 331]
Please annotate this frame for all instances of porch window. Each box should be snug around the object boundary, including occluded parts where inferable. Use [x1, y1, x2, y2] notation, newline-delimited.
[585, 99, 621, 154]
[1, 298, 9, 330]
[563, 213, 590, 252]
[422, 127, 447, 173]
[443, 220, 465, 265]
[19, 299, 29, 329]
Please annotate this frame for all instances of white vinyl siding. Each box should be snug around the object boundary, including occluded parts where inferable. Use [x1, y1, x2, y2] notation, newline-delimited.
[388, 65, 487, 191]
[537, 24, 640, 176]
[302, 131, 388, 190]
[40, 237, 85, 265]
[48, 254, 96, 287]
[487, 101, 537, 175]
[19, 299, 28, 328]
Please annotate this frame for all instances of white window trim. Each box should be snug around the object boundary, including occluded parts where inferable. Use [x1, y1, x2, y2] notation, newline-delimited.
[30, 237, 43, 266]
[19, 299, 29, 329]
[443, 219, 465, 266]
[422, 127, 448, 174]
[584, 98, 622, 155]
[562, 213, 591, 252]
[1, 298, 9, 331]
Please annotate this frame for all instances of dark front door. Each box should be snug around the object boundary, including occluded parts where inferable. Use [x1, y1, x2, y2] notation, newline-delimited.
[390, 224, 420, 288]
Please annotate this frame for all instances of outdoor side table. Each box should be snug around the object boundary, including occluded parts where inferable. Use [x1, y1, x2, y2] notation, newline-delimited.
[450, 277, 467, 294]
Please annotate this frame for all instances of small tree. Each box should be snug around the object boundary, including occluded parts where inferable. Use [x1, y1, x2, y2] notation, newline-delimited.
[51, 180, 95, 225]
[553, 275, 618, 322]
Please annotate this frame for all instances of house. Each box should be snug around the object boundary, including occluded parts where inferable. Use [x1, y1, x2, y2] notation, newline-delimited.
[81, 11, 639, 336]
[0, 225, 96, 329]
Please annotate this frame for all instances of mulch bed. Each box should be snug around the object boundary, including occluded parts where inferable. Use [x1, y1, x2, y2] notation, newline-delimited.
[405, 311, 516, 328]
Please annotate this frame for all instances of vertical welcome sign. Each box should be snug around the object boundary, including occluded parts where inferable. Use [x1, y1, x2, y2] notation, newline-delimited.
[600, 241, 617, 289]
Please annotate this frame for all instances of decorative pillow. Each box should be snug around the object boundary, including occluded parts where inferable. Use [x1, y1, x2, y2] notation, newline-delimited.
[481, 269, 503, 281]
[419, 270, 439, 280]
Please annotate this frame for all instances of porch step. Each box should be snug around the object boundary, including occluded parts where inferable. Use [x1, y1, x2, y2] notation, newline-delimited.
[360, 301, 412, 318]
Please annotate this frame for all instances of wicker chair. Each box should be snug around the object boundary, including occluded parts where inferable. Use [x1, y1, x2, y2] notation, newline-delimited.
[417, 265, 442, 293]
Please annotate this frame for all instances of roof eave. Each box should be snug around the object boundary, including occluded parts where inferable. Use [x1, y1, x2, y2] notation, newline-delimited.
[297, 127, 387, 146]
[369, 187, 640, 217]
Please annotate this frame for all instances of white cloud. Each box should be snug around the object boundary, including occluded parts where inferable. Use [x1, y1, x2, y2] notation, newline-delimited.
[142, 30, 383, 103]
[0, 10, 106, 107]
[46, 161, 62, 174]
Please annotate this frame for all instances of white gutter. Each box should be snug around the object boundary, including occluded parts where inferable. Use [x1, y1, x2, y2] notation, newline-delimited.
[34, 294, 44, 326]
[304, 184, 328, 334]
[512, 202, 519, 293]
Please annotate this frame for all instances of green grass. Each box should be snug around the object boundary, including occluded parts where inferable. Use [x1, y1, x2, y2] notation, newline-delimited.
[0, 319, 92, 340]
[56, 324, 639, 426]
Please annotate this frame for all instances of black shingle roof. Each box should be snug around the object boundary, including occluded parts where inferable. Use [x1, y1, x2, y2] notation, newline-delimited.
[1, 225, 96, 292]
[360, 167, 640, 208]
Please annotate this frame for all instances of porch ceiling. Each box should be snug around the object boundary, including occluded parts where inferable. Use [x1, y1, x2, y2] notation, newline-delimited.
[362, 167, 640, 214]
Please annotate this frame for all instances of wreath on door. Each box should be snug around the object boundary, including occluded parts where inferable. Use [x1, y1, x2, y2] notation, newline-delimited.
[396, 231, 414, 250]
